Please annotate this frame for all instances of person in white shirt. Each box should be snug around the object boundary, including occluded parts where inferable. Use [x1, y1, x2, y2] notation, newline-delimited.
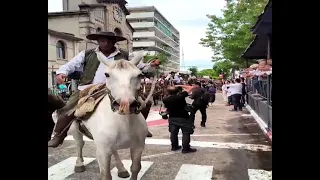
[225, 80, 233, 105]
[227, 78, 243, 111]
[221, 81, 227, 102]
[48, 31, 160, 147]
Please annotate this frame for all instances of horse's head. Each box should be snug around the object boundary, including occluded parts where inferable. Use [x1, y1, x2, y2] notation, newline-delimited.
[96, 50, 144, 115]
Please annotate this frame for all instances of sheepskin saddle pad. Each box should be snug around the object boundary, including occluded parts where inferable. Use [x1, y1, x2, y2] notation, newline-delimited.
[74, 83, 107, 118]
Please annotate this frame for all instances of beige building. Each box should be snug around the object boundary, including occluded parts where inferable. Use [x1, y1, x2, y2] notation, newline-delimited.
[48, 29, 83, 88]
[48, 0, 134, 53]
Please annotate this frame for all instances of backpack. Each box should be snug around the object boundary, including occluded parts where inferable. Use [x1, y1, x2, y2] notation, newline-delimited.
[208, 87, 216, 94]
[200, 89, 210, 105]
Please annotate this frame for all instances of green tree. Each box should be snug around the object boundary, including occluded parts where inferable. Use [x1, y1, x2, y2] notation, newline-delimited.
[143, 52, 169, 65]
[199, 0, 268, 67]
[212, 60, 235, 79]
[188, 66, 198, 76]
[198, 69, 216, 78]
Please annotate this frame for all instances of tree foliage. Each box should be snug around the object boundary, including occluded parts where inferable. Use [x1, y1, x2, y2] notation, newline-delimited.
[198, 69, 216, 78]
[143, 52, 169, 65]
[212, 60, 234, 78]
[188, 66, 198, 76]
[199, 0, 268, 67]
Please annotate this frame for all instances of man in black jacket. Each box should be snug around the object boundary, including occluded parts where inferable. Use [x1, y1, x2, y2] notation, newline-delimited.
[189, 82, 208, 127]
[163, 85, 197, 153]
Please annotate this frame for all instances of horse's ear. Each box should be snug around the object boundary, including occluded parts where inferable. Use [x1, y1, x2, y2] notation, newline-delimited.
[129, 51, 144, 65]
[96, 50, 111, 66]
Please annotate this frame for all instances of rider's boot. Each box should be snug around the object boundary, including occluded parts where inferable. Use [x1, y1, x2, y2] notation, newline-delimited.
[141, 101, 153, 137]
[48, 113, 75, 148]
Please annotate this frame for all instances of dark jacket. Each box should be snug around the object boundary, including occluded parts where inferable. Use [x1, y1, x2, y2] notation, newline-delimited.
[190, 87, 206, 107]
[163, 91, 191, 126]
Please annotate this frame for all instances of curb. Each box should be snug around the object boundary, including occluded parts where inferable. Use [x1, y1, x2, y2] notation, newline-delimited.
[245, 105, 272, 142]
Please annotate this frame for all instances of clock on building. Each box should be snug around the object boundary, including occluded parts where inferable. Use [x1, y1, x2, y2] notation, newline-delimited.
[113, 6, 123, 23]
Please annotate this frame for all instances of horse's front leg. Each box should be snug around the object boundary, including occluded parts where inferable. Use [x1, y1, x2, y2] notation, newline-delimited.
[96, 144, 112, 180]
[130, 146, 144, 180]
[113, 150, 130, 178]
[71, 122, 86, 173]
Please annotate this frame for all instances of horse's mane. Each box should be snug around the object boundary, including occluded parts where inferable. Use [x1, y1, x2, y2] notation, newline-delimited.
[110, 59, 139, 71]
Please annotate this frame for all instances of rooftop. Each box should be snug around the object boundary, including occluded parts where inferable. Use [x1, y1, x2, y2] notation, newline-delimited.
[48, 29, 83, 41]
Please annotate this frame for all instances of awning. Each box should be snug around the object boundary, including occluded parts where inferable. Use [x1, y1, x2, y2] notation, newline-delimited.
[252, 0, 272, 36]
[241, 35, 271, 59]
[241, 0, 272, 60]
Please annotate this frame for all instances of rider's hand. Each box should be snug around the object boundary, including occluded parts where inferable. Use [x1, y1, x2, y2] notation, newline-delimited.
[150, 59, 161, 67]
[56, 73, 67, 84]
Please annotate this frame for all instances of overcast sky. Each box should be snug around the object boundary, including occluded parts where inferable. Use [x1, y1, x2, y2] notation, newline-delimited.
[48, 0, 226, 70]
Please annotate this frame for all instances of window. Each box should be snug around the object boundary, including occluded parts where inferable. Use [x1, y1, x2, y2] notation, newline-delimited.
[97, 27, 101, 32]
[56, 40, 66, 59]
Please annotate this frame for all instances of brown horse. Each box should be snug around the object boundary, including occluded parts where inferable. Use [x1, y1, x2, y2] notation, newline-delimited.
[48, 90, 66, 141]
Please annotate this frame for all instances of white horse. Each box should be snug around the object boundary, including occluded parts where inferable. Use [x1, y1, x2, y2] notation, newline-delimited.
[53, 51, 151, 180]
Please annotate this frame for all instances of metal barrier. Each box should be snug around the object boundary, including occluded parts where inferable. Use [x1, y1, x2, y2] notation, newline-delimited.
[247, 75, 272, 130]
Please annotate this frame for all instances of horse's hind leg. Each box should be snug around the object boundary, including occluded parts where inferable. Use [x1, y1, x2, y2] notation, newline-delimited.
[113, 150, 130, 178]
[70, 122, 86, 173]
[130, 146, 144, 180]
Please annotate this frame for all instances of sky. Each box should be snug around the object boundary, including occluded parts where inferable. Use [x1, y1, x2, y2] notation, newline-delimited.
[48, 0, 226, 71]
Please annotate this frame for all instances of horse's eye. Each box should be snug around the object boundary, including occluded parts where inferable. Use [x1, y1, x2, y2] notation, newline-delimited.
[105, 73, 110, 77]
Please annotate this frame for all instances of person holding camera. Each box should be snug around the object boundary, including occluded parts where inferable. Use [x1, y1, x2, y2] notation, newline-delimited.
[162, 85, 197, 153]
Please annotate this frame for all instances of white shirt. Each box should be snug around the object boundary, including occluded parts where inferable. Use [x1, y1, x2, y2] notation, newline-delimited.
[227, 83, 242, 95]
[56, 48, 151, 91]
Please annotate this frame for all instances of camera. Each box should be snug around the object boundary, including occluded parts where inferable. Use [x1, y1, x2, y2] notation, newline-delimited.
[159, 111, 169, 119]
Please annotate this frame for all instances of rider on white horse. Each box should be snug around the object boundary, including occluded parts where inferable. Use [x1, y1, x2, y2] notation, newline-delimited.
[48, 31, 160, 148]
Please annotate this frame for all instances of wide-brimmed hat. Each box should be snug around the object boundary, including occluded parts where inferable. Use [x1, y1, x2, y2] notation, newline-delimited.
[86, 31, 127, 42]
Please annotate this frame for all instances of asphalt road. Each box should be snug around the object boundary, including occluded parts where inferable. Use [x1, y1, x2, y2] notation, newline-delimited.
[48, 93, 272, 180]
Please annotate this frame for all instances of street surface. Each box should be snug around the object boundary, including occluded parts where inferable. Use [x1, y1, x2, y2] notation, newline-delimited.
[48, 93, 272, 180]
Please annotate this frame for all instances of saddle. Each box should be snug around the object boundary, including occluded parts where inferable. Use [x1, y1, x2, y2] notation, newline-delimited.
[74, 83, 107, 118]
[74, 83, 107, 140]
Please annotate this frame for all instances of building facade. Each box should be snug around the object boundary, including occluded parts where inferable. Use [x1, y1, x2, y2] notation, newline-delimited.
[127, 6, 180, 71]
[48, 0, 134, 53]
[48, 29, 83, 88]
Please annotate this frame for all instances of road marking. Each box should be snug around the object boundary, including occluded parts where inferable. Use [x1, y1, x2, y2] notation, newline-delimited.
[64, 136, 271, 151]
[111, 160, 153, 180]
[248, 169, 272, 180]
[146, 112, 162, 122]
[174, 164, 213, 180]
[178, 133, 262, 137]
[145, 139, 271, 151]
[147, 119, 168, 127]
[141, 151, 179, 159]
[48, 157, 95, 180]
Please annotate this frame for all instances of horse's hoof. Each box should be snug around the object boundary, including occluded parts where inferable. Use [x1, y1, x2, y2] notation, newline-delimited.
[74, 165, 86, 173]
[118, 171, 130, 178]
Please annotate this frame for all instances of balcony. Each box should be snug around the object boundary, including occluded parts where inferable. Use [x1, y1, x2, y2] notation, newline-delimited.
[133, 41, 156, 47]
[132, 41, 179, 59]
[154, 16, 179, 39]
[130, 22, 155, 29]
[154, 25, 179, 46]
[134, 32, 179, 52]
[133, 31, 155, 38]
[127, 12, 154, 20]
[155, 43, 179, 58]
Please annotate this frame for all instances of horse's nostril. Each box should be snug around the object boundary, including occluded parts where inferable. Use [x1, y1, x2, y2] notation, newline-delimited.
[129, 101, 139, 107]
[111, 101, 120, 107]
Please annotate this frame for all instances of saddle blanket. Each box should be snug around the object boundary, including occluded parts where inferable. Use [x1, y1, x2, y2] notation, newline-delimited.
[74, 83, 107, 118]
